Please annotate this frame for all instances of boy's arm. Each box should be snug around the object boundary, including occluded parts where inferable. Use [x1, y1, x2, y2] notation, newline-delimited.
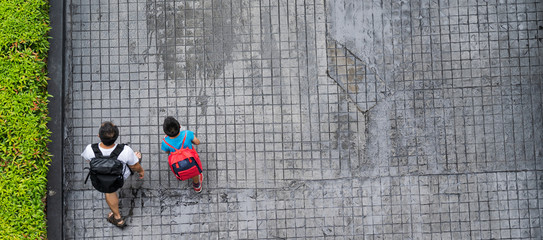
[192, 136, 200, 145]
[161, 140, 170, 154]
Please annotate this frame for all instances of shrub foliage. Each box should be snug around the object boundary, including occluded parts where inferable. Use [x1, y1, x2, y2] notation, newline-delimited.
[0, 0, 51, 239]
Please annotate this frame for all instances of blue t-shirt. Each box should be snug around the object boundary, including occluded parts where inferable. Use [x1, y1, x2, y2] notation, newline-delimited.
[161, 130, 195, 153]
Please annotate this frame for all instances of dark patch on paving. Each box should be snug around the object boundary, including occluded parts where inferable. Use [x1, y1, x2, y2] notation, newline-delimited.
[326, 37, 387, 113]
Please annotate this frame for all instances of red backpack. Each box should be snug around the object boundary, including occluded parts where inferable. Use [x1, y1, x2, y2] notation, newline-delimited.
[163, 132, 202, 181]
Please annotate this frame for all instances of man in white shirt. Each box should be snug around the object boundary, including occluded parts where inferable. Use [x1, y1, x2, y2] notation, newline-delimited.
[81, 121, 145, 227]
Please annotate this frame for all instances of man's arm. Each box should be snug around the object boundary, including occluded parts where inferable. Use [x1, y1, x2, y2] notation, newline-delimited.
[129, 151, 145, 179]
[128, 162, 145, 179]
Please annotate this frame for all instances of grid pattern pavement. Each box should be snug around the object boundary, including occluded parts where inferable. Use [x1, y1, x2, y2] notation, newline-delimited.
[63, 0, 542, 239]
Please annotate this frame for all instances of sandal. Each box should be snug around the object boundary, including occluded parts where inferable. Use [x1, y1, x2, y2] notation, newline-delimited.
[107, 212, 126, 228]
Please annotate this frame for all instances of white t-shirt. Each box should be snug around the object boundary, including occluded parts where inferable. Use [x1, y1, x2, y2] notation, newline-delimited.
[81, 143, 139, 179]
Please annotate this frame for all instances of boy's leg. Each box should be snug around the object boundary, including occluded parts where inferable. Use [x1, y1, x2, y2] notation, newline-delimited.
[191, 175, 200, 183]
[192, 173, 203, 193]
[105, 192, 124, 222]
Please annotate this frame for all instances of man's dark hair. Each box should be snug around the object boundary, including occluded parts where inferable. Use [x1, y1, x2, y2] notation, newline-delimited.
[163, 116, 180, 137]
[99, 121, 119, 146]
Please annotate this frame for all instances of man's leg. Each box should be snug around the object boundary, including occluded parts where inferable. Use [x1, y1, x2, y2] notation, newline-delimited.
[105, 192, 124, 223]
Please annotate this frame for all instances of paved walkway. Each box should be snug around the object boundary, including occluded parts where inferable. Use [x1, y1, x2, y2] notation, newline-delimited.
[63, 0, 542, 239]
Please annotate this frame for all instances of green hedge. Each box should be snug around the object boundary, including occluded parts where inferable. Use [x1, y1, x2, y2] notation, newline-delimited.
[0, 0, 51, 239]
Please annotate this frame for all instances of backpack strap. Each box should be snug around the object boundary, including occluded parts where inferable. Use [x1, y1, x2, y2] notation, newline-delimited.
[109, 144, 125, 159]
[91, 143, 103, 158]
[92, 143, 125, 158]
[163, 137, 178, 151]
[180, 132, 187, 149]
[84, 167, 91, 184]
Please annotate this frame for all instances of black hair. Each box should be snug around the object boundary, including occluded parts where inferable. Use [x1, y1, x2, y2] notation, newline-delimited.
[163, 116, 180, 137]
[99, 121, 119, 146]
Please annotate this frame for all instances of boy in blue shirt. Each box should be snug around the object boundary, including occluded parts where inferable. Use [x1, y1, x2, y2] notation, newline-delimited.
[161, 116, 203, 192]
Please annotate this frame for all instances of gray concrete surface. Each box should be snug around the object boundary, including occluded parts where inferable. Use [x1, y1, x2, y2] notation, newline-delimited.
[63, 0, 542, 239]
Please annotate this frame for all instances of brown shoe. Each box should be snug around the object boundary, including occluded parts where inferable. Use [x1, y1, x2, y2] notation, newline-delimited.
[107, 212, 126, 228]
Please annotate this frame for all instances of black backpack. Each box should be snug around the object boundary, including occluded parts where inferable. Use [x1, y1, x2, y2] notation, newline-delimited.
[84, 144, 126, 193]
